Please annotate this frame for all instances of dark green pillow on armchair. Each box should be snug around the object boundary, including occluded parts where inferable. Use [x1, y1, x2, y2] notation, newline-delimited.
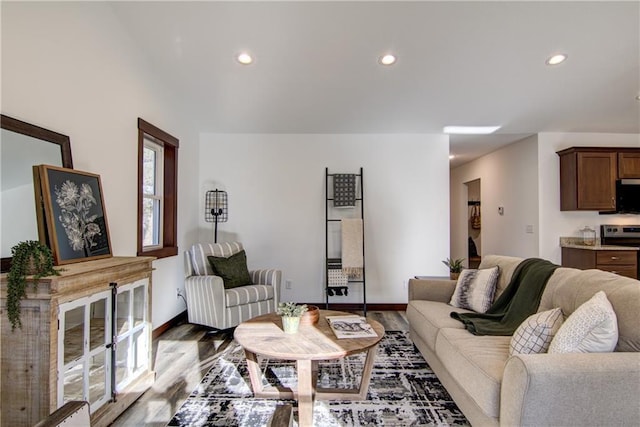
[207, 250, 253, 289]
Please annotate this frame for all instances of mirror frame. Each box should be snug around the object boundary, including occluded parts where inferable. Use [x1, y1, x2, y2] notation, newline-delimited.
[1, 114, 73, 272]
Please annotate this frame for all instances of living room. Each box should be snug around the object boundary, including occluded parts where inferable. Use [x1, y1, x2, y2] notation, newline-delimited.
[1, 1, 638, 426]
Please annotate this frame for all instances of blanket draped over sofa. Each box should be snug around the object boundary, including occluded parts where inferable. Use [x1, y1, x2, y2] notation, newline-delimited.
[451, 258, 559, 335]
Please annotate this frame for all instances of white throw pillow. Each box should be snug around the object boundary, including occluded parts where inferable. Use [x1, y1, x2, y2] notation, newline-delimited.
[548, 291, 618, 354]
[449, 266, 500, 313]
[510, 308, 564, 355]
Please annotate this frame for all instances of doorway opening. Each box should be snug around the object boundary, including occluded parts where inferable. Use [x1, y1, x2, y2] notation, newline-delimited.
[465, 179, 481, 268]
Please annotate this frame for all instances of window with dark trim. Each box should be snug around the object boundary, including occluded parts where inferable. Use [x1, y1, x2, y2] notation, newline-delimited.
[137, 118, 178, 258]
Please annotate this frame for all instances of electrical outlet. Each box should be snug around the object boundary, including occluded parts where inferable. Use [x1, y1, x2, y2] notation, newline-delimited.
[526, 224, 534, 234]
[176, 288, 182, 299]
[285, 280, 292, 290]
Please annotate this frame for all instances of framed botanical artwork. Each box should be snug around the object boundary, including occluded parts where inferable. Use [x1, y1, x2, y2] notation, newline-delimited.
[34, 164, 112, 265]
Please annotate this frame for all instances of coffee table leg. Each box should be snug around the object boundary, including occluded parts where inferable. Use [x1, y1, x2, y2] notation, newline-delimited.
[315, 343, 379, 401]
[297, 359, 315, 426]
[244, 349, 264, 394]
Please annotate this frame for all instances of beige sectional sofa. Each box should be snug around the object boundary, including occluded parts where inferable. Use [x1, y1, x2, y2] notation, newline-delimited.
[406, 255, 640, 427]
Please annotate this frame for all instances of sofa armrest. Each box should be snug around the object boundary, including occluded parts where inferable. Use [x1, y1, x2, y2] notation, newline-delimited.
[501, 352, 640, 427]
[250, 269, 282, 305]
[408, 278, 456, 303]
[250, 269, 282, 287]
[184, 275, 226, 327]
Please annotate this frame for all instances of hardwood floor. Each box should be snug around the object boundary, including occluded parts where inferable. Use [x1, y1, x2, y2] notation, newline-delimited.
[111, 310, 408, 426]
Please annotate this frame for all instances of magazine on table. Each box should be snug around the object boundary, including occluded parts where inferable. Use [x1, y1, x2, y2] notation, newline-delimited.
[326, 315, 378, 339]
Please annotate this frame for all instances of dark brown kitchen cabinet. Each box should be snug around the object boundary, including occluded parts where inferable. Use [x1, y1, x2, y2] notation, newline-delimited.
[618, 152, 640, 178]
[562, 247, 638, 279]
[557, 147, 617, 211]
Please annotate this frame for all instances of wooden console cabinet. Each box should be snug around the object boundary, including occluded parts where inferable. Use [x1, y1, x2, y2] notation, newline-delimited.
[0, 256, 155, 427]
[561, 247, 638, 279]
[557, 147, 640, 211]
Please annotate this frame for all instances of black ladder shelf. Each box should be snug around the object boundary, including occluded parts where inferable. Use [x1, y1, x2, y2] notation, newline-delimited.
[325, 167, 367, 315]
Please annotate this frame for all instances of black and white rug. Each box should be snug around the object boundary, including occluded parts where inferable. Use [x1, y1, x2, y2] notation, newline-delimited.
[168, 331, 469, 426]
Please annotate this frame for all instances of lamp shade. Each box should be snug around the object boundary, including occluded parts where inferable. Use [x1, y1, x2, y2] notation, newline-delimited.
[205, 190, 228, 223]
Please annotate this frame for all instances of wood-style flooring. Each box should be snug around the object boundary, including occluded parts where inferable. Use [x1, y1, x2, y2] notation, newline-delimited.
[111, 310, 408, 426]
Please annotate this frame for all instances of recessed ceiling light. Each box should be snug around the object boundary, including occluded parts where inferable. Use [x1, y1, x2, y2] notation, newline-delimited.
[636, 95, 640, 101]
[237, 52, 253, 65]
[545, 53, 568, 66]
[443, 126, 501, 135]
[379, 54, 396, 66]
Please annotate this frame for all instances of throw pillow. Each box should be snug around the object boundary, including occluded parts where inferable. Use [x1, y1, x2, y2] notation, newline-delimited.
[449, 266, 500, 313]
[548, 291, 618, 354]
[207, 250, 253, 289]
[509, 308, 564, 355]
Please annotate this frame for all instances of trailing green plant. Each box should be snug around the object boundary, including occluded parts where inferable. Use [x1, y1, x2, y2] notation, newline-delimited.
[276, 301, 308, 317]
[6, 240, 60, 330]
[442, 257, 465, 273]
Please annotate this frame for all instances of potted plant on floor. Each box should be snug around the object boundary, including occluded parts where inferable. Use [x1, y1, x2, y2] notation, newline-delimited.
[277, 301, 308, 334]
[6, 240, 60, 330]
[442, 257, 465, 280]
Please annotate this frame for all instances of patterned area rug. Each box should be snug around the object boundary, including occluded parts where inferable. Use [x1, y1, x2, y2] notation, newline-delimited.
[168, 331, 469, 426]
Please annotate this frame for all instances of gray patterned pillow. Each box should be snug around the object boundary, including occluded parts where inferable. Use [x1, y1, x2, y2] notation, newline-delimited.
[510, 308, 564, 355]
[449, 266, 500, 313]
[548, 291, 618, 354]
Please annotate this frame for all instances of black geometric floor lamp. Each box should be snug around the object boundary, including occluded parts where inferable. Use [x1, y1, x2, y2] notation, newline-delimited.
[205, 189, 228, 243]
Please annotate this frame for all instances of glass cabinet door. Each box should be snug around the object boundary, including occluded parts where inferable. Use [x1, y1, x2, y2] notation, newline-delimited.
[115, 278, 149, 392]
[58, 290, 112, 413]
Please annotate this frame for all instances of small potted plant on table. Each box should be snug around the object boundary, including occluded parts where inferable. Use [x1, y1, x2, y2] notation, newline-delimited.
[442, 257, 465, 280]
[277, 301, 308, 334]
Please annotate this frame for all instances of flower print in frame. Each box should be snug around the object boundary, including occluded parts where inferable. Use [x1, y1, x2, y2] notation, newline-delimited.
[34, 164, 112, 265]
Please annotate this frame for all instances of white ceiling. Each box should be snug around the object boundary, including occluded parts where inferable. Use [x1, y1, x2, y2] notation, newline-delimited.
[110, 1, 640, 168]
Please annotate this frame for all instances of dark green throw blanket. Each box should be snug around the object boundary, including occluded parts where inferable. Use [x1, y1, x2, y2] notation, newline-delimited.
[450, 258, 559, 336]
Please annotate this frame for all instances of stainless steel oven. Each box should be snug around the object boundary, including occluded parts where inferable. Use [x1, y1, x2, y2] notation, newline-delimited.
[601, 225, 640, 278]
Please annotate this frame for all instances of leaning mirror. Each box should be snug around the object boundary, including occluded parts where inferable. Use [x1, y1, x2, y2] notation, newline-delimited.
[1, 114, 73, 271]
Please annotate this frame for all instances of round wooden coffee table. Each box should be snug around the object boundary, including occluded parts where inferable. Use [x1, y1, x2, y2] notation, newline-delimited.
[234, 310, 385, 426]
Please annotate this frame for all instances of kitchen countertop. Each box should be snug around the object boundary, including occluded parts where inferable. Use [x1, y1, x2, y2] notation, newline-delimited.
[560, 237, 639, 251]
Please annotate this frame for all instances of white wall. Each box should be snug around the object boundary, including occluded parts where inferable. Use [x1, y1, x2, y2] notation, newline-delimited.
[450, 135, 540, 263]
[2, 2, 201, 327]
[198, 134, 451, 304]
[538, 132, 640, 263]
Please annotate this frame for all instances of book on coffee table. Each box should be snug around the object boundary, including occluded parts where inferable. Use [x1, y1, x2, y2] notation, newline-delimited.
[326, 315, 378, 339]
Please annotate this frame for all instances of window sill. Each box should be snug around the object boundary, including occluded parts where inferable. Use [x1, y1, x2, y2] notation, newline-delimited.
[138, 246, 178, 259]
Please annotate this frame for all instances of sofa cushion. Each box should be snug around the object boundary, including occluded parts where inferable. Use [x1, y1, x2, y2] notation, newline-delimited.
[450, 266, 499, 313]
[189, 242, 244, 276]
[478, 254, 523, 300]
[540, 267, 639, 352]
[435, 328, 511, 419]
[510, 308, 563, 355]
[549, 291, 618, 354]
[406, 300, 471, 350]
[208, 250, 253, 289]
[225, 284, 275, 308]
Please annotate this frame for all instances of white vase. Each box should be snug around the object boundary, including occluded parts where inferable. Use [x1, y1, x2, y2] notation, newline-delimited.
[282, 316, 301, 334]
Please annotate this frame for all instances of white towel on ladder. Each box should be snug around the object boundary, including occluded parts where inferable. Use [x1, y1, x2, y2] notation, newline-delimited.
[341, 218, 363, 279]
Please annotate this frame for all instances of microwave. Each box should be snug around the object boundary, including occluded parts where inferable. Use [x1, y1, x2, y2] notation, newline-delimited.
[616, 179, 640, 214]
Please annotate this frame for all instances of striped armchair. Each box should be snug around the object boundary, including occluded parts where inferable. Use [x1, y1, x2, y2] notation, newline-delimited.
[184, 242, 281, 330]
